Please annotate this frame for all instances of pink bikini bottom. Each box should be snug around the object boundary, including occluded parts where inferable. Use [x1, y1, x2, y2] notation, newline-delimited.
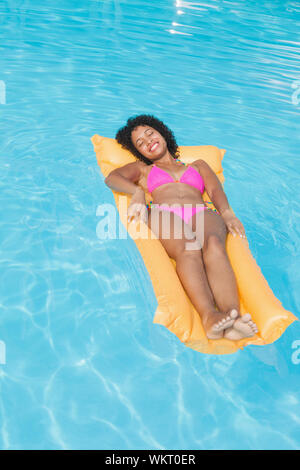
[150, 204, 219, 224]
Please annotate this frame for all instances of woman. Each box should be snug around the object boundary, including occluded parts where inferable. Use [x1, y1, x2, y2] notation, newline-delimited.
[105, 114, 258, 340]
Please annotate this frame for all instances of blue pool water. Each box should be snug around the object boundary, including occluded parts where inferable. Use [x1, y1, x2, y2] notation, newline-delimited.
[0, 0, 300, 450]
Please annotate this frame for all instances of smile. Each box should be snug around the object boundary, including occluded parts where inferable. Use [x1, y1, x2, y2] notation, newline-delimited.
[149, 142, 159, 152]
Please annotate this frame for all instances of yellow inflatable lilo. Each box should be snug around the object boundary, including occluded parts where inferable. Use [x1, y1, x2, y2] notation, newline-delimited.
[91, 134, 297, 355]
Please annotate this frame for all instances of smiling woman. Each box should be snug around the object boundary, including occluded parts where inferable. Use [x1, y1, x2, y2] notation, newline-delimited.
[108, 114, 260, 341]
[92, 127, 296, 355]
[115, 114, 180, 164]
[136, 128, 157, 149]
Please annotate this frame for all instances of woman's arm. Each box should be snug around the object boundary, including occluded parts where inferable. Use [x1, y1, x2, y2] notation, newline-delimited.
[105, 161, 147, 224]
[196, 160, 246, 238]
[195, 159, 231, 215]
[105, 161, 144, 195]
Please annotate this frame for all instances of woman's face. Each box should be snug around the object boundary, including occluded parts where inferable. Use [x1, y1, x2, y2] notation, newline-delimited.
[131, 125, 167, 160]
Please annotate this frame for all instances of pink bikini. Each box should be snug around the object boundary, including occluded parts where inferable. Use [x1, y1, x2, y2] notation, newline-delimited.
[147, 164, 219, 224]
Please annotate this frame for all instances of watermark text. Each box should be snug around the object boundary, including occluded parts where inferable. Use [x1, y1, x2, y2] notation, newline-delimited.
[291, 340, 300, 365]
[96, 197, 205, 251]
[291, 79, 300, 106]
[0, 340, 6, 365]
[0, 80, 6, 104]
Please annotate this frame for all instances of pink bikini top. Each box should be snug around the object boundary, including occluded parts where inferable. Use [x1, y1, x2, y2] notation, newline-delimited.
[147, 164, 205, 194]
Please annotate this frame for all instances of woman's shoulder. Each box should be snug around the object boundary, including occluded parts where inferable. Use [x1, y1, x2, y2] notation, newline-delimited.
[112, 160, 146, 183]
[118, 160, 149, 173]
[119, 160, 146, 169]
[192, 159, 214, 174]
[192, 158, 206, 168]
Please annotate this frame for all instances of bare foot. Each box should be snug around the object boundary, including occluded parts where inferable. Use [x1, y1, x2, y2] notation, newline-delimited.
[224, 313, 258, 340]
[203, 309, 239, 339]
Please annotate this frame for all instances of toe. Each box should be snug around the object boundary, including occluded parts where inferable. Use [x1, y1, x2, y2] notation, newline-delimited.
[229, 309, 239, 319]
[241, 313, 251, 322]
[212, 323, 222, 332]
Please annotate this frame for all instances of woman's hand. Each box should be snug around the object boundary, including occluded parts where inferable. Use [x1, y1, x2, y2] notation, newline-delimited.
[127, 187, 148, 225]
[221, 208, 246, 238]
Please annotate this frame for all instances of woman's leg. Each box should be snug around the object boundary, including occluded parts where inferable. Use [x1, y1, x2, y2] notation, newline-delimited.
[190, 209, 240, 313]
[148, 207, 238, 339]
[189, 209, 258, 339]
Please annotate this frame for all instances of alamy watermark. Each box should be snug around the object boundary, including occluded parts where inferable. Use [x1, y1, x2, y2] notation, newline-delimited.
[291, 340, 300, 365]
[291, 79, 300, 106]
[0, 80, 6, 104]
[0, 340, 6, 365]
[96, 196, 205, 251]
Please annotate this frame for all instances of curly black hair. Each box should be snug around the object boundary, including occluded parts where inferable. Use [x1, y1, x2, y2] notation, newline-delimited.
[115, 114, 180, 165]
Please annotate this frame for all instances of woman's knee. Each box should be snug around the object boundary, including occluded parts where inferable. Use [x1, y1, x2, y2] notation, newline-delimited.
[202, 234, 227, 257]
[159, 233, 202, 261]
[173, 239, 202, 262]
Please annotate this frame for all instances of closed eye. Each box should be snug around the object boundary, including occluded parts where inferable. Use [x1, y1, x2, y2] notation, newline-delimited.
[137, 129, 153, 147]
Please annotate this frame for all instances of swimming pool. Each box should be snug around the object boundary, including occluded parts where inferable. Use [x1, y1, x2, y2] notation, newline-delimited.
[0, 0, 299, 450]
